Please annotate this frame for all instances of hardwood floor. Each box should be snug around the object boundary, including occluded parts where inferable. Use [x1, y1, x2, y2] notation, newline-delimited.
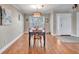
[2, 33, 79, 54]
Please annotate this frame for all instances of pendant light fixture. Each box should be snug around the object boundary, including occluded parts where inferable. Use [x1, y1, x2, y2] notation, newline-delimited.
[31, 4, 47, 17]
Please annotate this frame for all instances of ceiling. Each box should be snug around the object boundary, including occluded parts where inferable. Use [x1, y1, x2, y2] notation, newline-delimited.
[13, 4, 74, 15]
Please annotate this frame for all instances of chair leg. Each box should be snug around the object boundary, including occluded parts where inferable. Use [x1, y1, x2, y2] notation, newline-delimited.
[33, 39, 36, 48]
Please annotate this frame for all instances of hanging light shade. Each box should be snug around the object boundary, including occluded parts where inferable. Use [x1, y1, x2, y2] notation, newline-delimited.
[32, 12, 42, 17]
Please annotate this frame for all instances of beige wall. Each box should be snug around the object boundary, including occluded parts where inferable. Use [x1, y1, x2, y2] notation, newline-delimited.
[76, 12, 79, 37]
[49, 12, 54, 35]
[45, 16, 50, 33]
[0, 5, 24, 49]
[24, 15, 29, 33]
[72, 12, 77, 36]
[53, 12, 57, 34]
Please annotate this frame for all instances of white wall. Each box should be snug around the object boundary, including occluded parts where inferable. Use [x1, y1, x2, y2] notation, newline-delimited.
[0, 5, 24, 49]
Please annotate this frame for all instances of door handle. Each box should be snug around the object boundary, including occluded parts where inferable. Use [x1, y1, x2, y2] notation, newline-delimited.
[61, 24, 62, 27]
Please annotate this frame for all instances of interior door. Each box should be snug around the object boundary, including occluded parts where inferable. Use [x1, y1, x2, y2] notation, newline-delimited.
[56, 13, 71, 35]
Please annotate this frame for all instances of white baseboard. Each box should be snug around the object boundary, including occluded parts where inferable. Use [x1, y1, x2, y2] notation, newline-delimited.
[24, 31, 28, 34]
[51, 33, 53, 35]
[0, 33, 24, 54]
[51, 33, 57, 36]
[71, 34, 79, 37]
[51, 33, 72, 36]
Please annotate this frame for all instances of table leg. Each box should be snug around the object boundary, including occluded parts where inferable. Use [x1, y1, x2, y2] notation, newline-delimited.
[29, 32, 31, 48]
[44, 33, 45, 48]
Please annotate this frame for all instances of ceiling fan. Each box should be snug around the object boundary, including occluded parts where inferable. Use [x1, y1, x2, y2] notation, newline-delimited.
[72, 4, 78, 9]
[72, 4, 79, 11]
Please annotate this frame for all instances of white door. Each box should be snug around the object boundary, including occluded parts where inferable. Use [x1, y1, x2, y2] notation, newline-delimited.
[56, 13, 71, 35]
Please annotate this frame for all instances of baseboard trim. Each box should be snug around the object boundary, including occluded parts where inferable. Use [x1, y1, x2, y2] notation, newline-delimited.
[24, 32, 28, 34]
[71, 34, 79, 37]
[51, 33, 57, 36]
[0, 33, 24, 54]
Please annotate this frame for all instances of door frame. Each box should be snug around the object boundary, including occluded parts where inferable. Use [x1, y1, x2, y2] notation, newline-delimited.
[56, 13, 72, 35]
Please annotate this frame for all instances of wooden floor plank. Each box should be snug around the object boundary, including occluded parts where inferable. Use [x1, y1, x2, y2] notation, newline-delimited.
[2, 33, 79, 54]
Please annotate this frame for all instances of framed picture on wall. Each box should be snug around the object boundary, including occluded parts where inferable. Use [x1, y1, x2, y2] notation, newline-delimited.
[0, 6, 2, 25]
[2, 8, 12, 25]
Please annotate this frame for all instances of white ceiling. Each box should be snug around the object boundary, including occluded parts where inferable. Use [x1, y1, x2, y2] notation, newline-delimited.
[13, 4, 73, 15]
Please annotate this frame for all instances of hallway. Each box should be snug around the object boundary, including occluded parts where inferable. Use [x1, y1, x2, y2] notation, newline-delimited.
[3, 33, 79, 54]
[1, 4, 79, 54]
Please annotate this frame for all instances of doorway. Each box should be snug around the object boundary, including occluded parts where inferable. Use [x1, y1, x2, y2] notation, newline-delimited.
[56, 13, 72, 35]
